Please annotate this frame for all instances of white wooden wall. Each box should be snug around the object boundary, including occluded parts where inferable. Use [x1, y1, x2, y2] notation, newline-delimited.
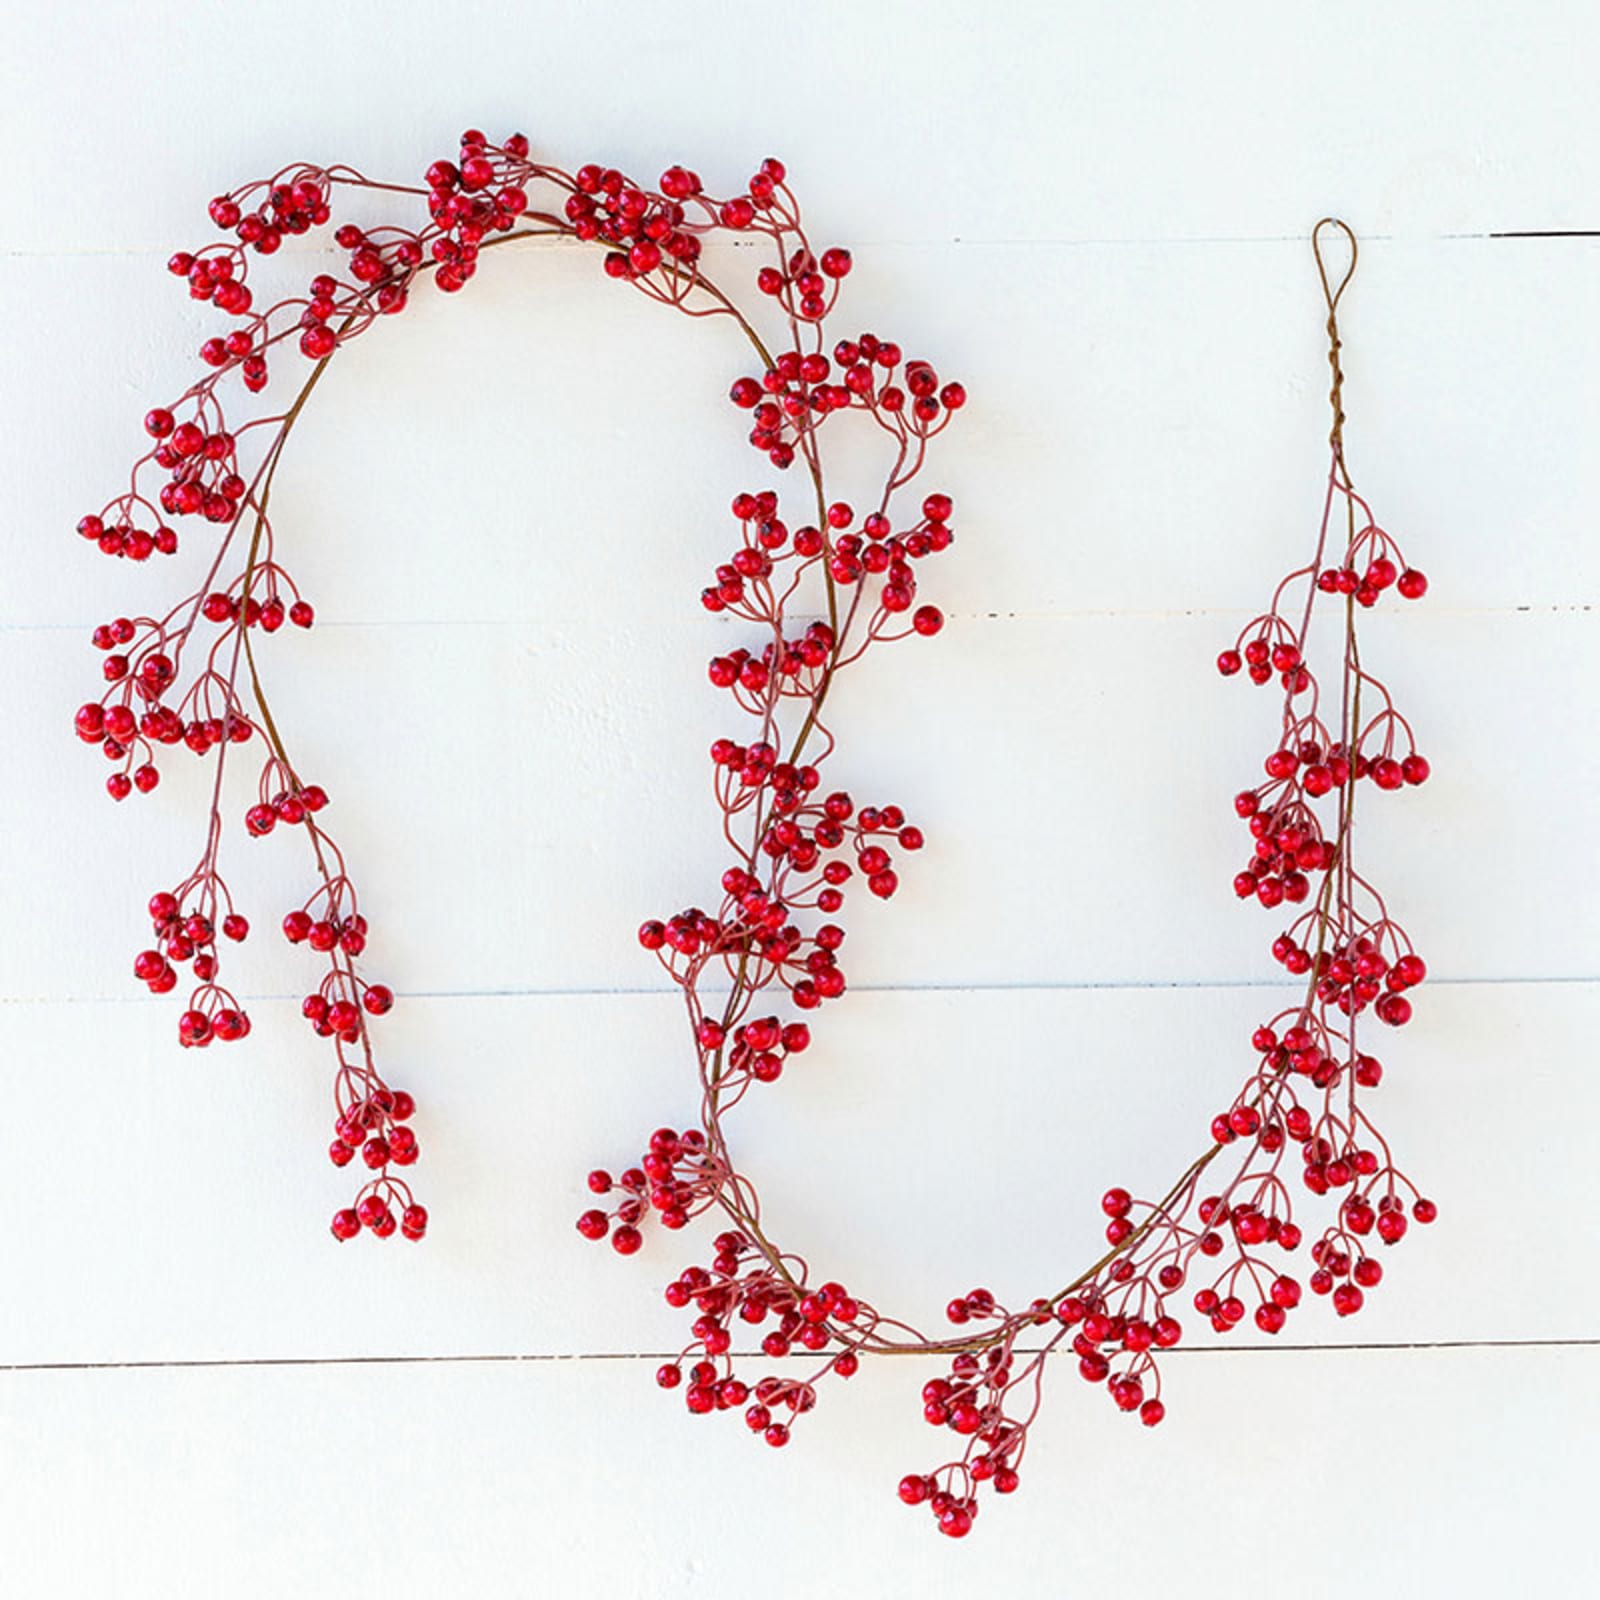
[3, 3, 1598, 1594]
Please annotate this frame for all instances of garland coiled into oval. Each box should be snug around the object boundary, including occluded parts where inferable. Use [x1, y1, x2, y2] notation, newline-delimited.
[73, 132, 1434, 1539]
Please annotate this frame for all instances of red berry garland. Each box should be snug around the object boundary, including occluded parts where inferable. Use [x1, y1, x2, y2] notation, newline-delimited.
[74, 133, 1433, 1542]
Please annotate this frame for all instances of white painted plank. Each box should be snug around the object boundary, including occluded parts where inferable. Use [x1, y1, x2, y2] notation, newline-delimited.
[3, 1, 1591, 1576]
[6, 1, 1600, 254]
[6, 237, 1598, 630]
[0, 1346, 1592, 1597]
[0, 982, 1592, 1363]
[13, 610, 1597, 1004]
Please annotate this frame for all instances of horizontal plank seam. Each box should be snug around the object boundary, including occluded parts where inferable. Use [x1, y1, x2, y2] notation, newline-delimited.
[2, 1337, 1594, 1374]
[1, 975, 1595, 1008]
[3, 606, 1595, 634]
[5, 231, 1600, 262]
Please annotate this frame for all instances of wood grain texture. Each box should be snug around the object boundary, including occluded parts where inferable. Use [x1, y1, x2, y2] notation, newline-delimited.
[6, 239, 1598, 628]
[2, 1, 1596, 1592]
[0, 982, 1593, 1362]
[1, 1348, 1594, 1598]
[5, 0, 1600, 253]
[10, 610, 1596, 1002]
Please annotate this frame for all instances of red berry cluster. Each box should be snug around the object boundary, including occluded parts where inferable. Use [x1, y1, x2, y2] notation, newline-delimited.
[728, 334, 965, 471]
[651, 1241, 867, 1453]
[328, 1082, 426, 1243]
[581, 1128, 736, 1251]
[331, 1191, 428, 1243]
[570, 157, 714, 278]
[135, 888, 251, 1046]
[205, 168, 331, 255]
[1221, 517, 1430, 961]
[584, 1159, 871, 1450]
[637, 781, 920, 1019]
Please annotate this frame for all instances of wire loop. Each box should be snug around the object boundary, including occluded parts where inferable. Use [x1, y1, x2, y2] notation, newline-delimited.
[1312, 217, 1358, 464]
